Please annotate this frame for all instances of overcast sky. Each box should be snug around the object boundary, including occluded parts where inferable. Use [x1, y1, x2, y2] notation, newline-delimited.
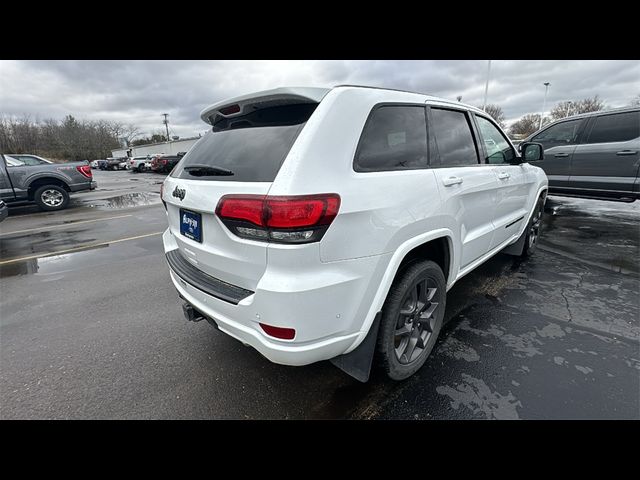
[1, 60, 638, 138]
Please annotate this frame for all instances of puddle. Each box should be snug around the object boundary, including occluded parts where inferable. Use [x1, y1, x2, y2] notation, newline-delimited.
[89, 192, 161, 210]
[0, 233, 162, 279]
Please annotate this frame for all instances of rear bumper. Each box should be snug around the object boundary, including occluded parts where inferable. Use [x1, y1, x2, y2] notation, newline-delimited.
[162, 228, 388, 366]
[69, 181, 97, 192]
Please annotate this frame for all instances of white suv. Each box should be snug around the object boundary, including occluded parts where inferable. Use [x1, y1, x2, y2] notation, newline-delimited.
[161, 85, 548, 381]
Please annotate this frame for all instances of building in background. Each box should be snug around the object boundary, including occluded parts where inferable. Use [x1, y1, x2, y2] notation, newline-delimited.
[111, 136, 201, 158]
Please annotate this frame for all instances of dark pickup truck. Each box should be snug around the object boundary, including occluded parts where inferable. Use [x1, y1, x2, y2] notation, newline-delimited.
[0, 154, 97, 211]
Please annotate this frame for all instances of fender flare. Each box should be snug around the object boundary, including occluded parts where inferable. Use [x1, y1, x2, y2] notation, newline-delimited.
[345, 228, 456, 355]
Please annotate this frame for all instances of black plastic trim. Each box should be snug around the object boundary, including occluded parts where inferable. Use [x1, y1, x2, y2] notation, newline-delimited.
[505, 216, 525, 229]
[166, 249, 253, 305]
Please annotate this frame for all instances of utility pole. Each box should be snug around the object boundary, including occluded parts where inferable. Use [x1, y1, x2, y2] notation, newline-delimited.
[162, 113, 170, 142]
[482, 60, 492, 110]
[565, 101, 572, 118]
[540, 82, 550, 130]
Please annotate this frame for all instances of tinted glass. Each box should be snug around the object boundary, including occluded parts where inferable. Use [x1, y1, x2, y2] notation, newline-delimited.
[475, 115, 515, 164]
[431, 109, 478, 166]
[354, 106, 428, 172]
[586, 111, 640, 144]
[531, 119, 584, 150]
[173, 104, 316, 182]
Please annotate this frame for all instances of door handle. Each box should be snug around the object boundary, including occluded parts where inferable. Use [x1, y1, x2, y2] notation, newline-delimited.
[616, 150, 638, 156]
[554, 153, 570, 158]
[442, 176, 463, 187]
[497, 172, 510, 180]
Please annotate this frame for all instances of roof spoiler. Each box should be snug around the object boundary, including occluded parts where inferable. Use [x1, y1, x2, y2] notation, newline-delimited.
[200, 87, 330, 125]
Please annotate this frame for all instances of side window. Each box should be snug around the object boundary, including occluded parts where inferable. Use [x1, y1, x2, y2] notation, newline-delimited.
[531, 119, 584, 150]
[586, 112, 640, 144]
[354, 105, 428, 172]
[431, 108, 479, 166]
[4, 155, 25, 167]
[475, 115, 516, 164]
[14, 155, 46, 166]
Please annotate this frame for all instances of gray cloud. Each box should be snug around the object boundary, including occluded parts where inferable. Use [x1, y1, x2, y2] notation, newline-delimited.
[1, 60, 637, 138]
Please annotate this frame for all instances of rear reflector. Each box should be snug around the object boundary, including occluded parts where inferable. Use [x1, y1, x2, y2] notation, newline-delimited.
[259, 323, 295, 340]
[216, 194, 340, 244]
[76, 165, 93, 179]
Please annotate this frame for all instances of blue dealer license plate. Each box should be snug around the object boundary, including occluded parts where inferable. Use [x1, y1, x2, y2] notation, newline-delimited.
[180, 209, 202, 242]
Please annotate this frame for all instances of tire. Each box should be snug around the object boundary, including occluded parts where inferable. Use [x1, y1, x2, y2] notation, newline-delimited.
[138, 164, 146, 173]
[34, 185, 69, 211]
[376, 260, 446, 381]
[520, 195, 545, 257]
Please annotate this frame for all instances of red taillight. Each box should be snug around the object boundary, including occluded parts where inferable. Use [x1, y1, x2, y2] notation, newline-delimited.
[76, 165, 92, 179]
[162, 159, 168, 165]
[216, 194, 341, 244]
[217, 196, 264, 226]
[259, 323, 295, 340]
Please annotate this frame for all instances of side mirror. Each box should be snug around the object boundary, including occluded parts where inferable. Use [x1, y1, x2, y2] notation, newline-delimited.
[521, 142, 544, 162]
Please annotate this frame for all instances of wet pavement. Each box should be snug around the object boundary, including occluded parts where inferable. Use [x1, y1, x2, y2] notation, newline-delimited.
[0, 172, 638, 419]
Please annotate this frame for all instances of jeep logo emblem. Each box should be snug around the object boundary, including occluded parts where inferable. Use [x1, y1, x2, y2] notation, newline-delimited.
[172, 186, 186, 201]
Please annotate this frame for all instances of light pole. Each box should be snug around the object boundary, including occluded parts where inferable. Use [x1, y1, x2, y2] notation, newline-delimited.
[539, 82, 550, 130]
[482, 60, 492, 110]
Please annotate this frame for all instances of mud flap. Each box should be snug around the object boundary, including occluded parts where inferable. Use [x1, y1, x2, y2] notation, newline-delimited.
[502, 231, 526, 256]
[330, 313, 381, 383]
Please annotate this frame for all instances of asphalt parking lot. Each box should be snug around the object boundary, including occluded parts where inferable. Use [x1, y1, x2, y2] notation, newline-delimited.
[1, 169, 638, 419]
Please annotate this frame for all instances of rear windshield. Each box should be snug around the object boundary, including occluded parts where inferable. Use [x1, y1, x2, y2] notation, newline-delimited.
[172, 103, 317, 182]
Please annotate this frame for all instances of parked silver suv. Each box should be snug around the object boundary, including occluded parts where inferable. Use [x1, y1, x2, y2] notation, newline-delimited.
[522, 107, 639, 202]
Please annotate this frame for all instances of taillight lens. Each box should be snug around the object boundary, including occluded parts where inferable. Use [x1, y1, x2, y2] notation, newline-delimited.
[216, 194, 340, 244]
[76, 165, 93, 179]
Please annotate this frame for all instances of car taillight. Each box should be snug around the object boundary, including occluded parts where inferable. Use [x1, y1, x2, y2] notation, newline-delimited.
[216, 194, 340, 244]
[162, 159, 168, 165]
[76, 165, 92, 179]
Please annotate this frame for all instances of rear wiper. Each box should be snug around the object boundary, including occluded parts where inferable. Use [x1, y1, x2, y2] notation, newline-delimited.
[184, 164, 234, 176]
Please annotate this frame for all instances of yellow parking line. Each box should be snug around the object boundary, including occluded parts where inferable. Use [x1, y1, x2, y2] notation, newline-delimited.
[0, 231, 164, 265]
[0, 214, 133, 237]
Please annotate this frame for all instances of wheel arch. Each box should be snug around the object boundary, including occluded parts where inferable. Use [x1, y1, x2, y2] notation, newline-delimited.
[347, 228, 456, 355]
[27, 177, 71, 200]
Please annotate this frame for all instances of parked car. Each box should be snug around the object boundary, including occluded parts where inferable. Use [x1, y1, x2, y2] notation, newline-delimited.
[118, 160, 129, 170]
[0, 199, 8, 222]
[151, 152, 185, 174]
[1, 154, 96, 211]
[160, 86, 547, 382]
[128, 156, 152, 172]
[521, 106, 639, 202]
[90, 160, 100, 169]
[97, 159, 108, 170]
[104, 157, 128, 171]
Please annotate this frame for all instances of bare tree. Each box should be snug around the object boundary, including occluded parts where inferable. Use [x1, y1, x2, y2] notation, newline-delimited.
[550, 95, 605, 120]
[630, 94, 640, 107]
[479, 104, 506, 129]
[510, 114, 550, 137]
[0, 114, 127, 160]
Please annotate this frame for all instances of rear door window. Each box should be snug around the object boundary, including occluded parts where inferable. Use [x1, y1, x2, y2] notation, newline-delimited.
[585, 111, 640, 144]
[173, 103, 317, 182]
[430, 108, 479, 166]
[354, 105, 428, 172]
